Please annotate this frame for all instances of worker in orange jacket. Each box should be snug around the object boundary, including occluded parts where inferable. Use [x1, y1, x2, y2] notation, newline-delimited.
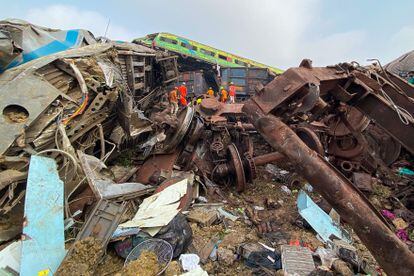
[229, 82, 236, 104]
[169, 87, 179, 115]
[207, 87, 214, 97]
[178, 82, 188, 106]
[220, 86, 228, 103]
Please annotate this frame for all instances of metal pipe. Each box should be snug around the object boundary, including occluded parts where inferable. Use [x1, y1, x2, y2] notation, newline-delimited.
[243, 100, 414, 276]
[253, 152, 285, 166]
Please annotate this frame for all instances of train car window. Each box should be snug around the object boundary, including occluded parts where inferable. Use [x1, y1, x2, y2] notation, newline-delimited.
[181, 42, 197, 51]
[235, 59, 248, 66]
[159, 36, 178, 45]
[200, 48, 215, 56]
[218, 54, 228, 60]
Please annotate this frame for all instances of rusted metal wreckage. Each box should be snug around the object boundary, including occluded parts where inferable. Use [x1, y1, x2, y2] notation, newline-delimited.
[242, 59, 414, 275]
[1, 20, 414, 275]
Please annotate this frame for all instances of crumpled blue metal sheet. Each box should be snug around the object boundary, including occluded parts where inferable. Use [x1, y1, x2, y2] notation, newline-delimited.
[297, 190, 351, 243]
[20, 156, 66, 276]
[0, 19, 96, 72]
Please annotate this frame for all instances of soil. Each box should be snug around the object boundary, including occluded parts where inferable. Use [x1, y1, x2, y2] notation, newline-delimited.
[56, 237, 104, 276]
[3, 105, 29, 123]
[121, 250, 160, 276]
[95, 250, 124, 276]
[164, 260, 182, 276]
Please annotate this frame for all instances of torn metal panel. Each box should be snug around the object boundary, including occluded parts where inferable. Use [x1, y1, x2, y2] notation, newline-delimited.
[353, 92, 414, 154]
[78, 151, 154, 200]
[0, 74, 61, 155]
[75, 199, 126, 249]
[20, 155, 66, 276]
[135, 152, 179, 184]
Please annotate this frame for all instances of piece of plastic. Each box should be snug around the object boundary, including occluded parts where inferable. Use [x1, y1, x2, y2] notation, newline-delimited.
[179, 254, 201, 272]
[399, 167, 414, 176]
[297, 190, 351, 243]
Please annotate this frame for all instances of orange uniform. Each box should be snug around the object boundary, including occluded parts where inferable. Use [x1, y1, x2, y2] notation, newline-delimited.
[169, 89, 178, 103]
[229, 85, 236, 97]
[178, 85, 187, 98]
[178, 85, 188, 106]
[220, 89, 228, 103]
[180, 97, 188, 106]
[207, 88, 214, 96]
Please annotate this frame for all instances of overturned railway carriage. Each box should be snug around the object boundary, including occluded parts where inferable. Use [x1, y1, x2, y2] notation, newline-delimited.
[135, 33, 281, 100]
[135, 32, 283, 74]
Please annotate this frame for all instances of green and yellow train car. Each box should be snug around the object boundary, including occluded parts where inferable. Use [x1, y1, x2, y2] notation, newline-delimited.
[134, 32, 283, 75]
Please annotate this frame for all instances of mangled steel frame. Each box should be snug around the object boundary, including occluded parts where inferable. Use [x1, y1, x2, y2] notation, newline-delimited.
[243, 60, 414, 275]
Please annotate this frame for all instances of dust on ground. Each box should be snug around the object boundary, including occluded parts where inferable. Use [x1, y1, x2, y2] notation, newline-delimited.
[95, 249, 124, 276]
[3, 105, 29, 123]
[121, 250, 160, 276]
[56, 237, 104, 276]
[164, 260, 182, 276]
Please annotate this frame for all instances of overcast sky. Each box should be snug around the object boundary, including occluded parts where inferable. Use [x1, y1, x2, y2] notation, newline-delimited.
[1, 0, 413, 69]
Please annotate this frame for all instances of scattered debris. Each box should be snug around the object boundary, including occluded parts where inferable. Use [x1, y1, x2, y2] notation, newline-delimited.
[0, 18, 414, 276]
[0, 240, 21, 274]
[281, 245, 316, 275]
[119, 179, 189, 236]
[187, 207, 218, 227]
[297, 190, 351, 243]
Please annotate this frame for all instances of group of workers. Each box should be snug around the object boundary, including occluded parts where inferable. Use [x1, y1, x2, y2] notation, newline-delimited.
[217, 82, 236, 104]
[168, 82, 188, 115]
[205, 82, 236, 103]
[168, 82, 237, 115]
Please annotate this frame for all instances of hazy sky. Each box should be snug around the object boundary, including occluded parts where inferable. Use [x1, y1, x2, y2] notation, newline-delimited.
[1, 0, 413, 69]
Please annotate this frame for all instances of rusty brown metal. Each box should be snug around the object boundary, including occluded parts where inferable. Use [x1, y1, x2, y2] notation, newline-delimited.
[242, 100, 414, 276]
[253, 152, 285, 166]
[197, 97, 245, 123]
[294, 126, 325, 156]
[228, 143, 246, 192]
[135, 152, 179, 184]
[250, 62, 414, 155]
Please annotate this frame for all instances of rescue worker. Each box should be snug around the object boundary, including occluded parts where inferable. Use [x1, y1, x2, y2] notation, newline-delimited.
[178, 82, 188, 106]
[220, 86, 228, 103]
[196, 97, 203, 105]
[207, 87, 214, 97]
[169, 87, 179, 115]
[229, 82, 236, 104]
